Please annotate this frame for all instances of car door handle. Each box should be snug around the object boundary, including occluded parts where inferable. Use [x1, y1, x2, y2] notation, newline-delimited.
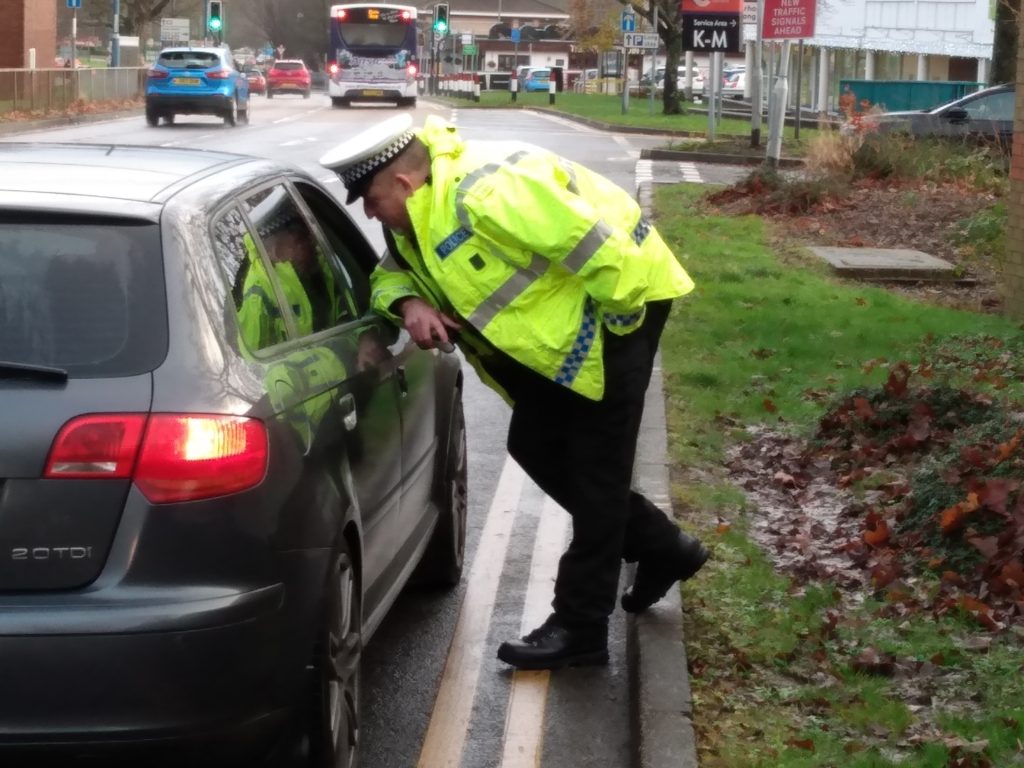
[338, 394, 357, 431]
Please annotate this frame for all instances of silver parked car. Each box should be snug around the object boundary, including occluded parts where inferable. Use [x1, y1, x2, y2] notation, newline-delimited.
[0, 143, 467, 767]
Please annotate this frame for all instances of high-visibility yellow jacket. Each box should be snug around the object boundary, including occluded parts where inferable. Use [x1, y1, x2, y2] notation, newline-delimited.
[370, 116, 694, 401]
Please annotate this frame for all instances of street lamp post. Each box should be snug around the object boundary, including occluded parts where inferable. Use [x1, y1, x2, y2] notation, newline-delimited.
[110, 0, 121, 67]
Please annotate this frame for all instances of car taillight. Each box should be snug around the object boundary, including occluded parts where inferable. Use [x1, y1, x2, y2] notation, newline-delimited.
[328, 62, 339, 74]
[206, 68, 231, 80]
[45, 414, 268, 503]
[147, 69, 168, 79]
[407, 64, 417, 76]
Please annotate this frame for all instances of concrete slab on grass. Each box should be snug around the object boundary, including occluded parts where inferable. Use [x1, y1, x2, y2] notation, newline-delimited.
[809, 246, 956, 281]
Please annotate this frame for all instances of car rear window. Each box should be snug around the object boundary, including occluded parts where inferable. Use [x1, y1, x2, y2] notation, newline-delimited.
[158, 51, 220, 68]
[0, 217, 167, 378]
[274, 62, 306, 71]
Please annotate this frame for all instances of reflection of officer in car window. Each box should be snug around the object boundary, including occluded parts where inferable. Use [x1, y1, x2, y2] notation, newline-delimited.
[260, 210, 337, 333]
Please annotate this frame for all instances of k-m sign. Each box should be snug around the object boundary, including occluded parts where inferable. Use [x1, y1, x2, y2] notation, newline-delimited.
[682, 14, 742, 52]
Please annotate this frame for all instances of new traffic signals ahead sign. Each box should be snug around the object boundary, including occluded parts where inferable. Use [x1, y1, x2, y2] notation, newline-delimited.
[761, 0, 816, 38]
[682, 14, 742, 51]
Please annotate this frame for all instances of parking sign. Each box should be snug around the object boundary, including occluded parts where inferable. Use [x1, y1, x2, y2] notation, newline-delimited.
[67, 0, 82, 8]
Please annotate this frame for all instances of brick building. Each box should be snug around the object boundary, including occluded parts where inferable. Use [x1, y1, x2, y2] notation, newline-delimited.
[1009, 16, 1024, 319]
[0, 0, 57, 69]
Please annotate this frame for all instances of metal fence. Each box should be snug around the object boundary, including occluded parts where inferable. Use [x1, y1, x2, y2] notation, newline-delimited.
[0, 68, 146, 114]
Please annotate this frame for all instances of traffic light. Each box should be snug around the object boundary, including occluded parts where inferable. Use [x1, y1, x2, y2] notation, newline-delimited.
[208, 1, 223, 33]
[433, 3, 449, 35]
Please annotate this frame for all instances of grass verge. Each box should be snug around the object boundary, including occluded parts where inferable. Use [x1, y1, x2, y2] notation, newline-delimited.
[655, 183, 1024, 767]
[440, 91, 818, 142]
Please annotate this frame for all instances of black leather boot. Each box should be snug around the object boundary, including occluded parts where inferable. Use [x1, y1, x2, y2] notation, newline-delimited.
[497, 616, 608, 670]
[621, 531, 709, 613]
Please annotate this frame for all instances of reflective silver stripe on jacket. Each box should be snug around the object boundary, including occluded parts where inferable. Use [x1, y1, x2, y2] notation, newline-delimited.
[466, 251, 549, 329]
[562, 219, 613, 274]
[555, 298, 597, 387]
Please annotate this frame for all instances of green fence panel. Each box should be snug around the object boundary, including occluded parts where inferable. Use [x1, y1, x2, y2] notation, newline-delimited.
[838, 80, 985, 113]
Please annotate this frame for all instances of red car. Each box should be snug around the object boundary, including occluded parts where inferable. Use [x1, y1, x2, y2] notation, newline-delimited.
[267, 60, 311, 98]
[244, 67, 266, 96]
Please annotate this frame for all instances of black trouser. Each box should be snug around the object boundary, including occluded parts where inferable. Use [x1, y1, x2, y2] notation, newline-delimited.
[485, 299, 681, 629]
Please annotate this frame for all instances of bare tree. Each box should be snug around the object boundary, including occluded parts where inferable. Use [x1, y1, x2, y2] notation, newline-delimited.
[617, 1, 684, 115]
[231, 0, 331, 67]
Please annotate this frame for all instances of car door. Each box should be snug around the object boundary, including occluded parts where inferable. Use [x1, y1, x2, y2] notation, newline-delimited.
[214, 185, 404, 616]
[954, 89, 1016, 143]
[290, 180, 437, 608]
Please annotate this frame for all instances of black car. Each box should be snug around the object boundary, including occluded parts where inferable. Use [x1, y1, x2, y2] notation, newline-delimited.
[854, 83, 1015, 146]
[0, 143, 467, 766]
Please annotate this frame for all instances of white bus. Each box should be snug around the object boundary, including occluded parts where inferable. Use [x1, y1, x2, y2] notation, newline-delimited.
[327, 3, 419, 108]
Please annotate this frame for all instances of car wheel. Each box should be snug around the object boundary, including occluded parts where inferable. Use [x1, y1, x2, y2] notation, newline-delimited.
[307, 543, 361, 768]
[145, 106, 158, 127]
[239, 100, 250, 125]
[414, 393, 467, 587]
[267, 90, 274, 99]
[224, 97, 238, 126]
[303, 90, 311, 99]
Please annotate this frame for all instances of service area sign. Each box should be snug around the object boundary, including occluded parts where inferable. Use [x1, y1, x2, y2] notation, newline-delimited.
[682, 15, 742, 51]
[679, 0, 743, 52]
[761, 0, 816, 38]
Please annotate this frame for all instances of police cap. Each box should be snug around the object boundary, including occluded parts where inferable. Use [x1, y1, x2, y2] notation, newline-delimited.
[319, 113, 417, 204]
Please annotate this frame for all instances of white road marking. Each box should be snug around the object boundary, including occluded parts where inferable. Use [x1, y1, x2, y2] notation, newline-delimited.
[500, 497, 569, 768]
[417, 458, 527, 768]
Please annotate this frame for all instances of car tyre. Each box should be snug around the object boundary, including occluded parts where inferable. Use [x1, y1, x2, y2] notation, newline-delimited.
[307, 542, 361, 768]
[267, 90, 274, 99]
[224, 97, 238, 126]
[414, 393, 467, 587]
[145, 105, 159, 127]
[239, 100, 250, 125]
[303, 89, 311, 99]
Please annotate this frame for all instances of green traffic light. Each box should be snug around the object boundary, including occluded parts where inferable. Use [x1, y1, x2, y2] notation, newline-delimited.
[434, 21, 447, 33]
[209, 18, 223, 31]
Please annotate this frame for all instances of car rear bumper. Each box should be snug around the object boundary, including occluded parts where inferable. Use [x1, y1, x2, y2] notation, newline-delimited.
[0, 551, 330, 762]
[269, 82, 310, 92]
[146, 92, 235, 115]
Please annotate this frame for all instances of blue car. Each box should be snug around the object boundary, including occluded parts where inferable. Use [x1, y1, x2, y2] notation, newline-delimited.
[145, 46, 249, 127]
[522, 68, 551, 92]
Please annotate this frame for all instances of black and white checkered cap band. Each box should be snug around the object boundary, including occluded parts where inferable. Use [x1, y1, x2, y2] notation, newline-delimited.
[339, 129, 416, 188]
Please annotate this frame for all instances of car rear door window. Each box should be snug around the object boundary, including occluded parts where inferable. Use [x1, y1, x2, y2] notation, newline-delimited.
[0, 216, 166, 377]
[157, 51, 220, 69]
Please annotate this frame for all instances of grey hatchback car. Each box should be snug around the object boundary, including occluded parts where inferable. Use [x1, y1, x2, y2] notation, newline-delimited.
[0, 143, 467, 766]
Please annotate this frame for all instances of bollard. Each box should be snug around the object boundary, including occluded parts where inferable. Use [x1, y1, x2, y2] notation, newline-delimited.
[510, 75, 517, 102]
[548, 79, 555, 105]
[473, 73, 480, 103]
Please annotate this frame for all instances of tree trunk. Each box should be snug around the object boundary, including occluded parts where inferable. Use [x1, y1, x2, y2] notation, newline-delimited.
[991, 0, 1020, 85]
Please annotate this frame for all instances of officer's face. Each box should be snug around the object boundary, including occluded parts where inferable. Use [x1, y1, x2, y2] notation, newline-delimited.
[362, 168, 413, 236]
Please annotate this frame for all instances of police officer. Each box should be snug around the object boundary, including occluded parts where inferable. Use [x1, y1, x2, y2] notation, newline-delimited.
[320, 114, 708, 670]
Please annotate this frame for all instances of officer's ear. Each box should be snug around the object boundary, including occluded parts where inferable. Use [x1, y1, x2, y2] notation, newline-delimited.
[393, 170, 425, 197]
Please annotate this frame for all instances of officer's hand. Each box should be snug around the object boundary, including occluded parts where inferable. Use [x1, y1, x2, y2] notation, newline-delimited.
[396, 297, 461, 350]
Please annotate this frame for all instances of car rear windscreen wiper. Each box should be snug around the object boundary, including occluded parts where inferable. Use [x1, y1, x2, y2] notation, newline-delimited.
[0, 360, 69, 382]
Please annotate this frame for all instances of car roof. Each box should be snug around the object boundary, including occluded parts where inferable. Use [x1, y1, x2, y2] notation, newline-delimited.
[273, 59, 306, 65]
[0, 143, 256, 206]
[158, 46, 228, 56]
[930, 83, 1014, 113]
